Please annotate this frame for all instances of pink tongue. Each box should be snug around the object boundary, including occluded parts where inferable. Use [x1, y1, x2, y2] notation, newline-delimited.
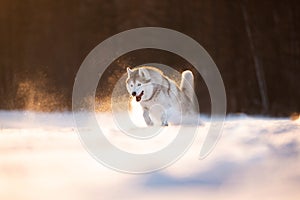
[136, 96, 141, 102]
[135, 91, 144, 102]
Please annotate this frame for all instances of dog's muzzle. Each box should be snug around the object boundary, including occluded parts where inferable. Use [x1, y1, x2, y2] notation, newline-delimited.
[135, 91, 144, 102]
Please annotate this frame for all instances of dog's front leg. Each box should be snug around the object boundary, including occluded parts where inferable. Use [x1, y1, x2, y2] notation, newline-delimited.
[143, 109, 154, 126]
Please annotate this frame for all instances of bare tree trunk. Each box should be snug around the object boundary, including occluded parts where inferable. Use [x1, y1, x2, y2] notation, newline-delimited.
[290, 3, 299, 72]
[241, 0, 269, 114]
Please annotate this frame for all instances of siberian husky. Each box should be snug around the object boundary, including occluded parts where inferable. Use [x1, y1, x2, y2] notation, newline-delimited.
[126, 66, 199, 126]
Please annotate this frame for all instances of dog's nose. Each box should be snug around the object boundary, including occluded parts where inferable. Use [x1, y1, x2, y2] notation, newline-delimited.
[132, 92, 136, 96]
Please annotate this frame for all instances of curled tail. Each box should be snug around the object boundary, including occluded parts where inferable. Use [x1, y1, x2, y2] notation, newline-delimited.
[180, 70, 194, 101]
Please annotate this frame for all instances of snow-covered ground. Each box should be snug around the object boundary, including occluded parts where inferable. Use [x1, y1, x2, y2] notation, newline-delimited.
[0, 111, 300, 200]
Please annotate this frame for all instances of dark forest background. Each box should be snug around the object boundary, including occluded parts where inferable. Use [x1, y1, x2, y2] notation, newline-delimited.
[0, 0, 299, 116]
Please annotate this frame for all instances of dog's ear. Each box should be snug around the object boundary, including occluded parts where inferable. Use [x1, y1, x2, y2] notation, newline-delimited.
[138, 68, 150, 80]
[127, 67, 133, 77]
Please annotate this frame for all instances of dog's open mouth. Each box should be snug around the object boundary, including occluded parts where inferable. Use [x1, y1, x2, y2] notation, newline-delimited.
[136, 91, 144, 102]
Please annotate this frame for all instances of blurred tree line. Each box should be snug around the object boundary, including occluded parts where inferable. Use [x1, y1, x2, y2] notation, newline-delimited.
[0, 0, 299, 115]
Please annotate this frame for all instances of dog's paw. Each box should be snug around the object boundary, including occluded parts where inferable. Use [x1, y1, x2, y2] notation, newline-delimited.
[161, 122, 168, 126]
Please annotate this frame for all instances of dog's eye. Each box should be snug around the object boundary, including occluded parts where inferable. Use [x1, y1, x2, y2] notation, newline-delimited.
[130, 84, 133, 87]
[137, 83, 141, 86]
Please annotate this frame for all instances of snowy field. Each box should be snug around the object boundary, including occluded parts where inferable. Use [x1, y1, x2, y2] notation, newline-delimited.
[0, 111, 300, 200]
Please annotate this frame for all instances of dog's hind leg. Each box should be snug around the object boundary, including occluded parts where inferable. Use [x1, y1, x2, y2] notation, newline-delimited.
[143, 108, 154, 126]
[161, 112, 168, 126]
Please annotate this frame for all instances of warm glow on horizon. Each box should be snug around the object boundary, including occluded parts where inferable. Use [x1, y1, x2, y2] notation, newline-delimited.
[290, 112, 300, 121]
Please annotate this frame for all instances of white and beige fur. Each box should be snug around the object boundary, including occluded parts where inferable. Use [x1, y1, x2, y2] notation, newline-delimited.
[126, 66, 199, 126]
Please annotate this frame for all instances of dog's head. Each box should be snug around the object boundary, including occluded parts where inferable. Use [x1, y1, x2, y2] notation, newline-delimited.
[126, 67, 153, 102]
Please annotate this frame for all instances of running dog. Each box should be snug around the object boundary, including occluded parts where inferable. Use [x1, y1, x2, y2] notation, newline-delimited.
[126, 66, 198, 126]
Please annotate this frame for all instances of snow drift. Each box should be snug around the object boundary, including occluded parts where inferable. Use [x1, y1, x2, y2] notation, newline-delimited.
[0, 111, 299, 200]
